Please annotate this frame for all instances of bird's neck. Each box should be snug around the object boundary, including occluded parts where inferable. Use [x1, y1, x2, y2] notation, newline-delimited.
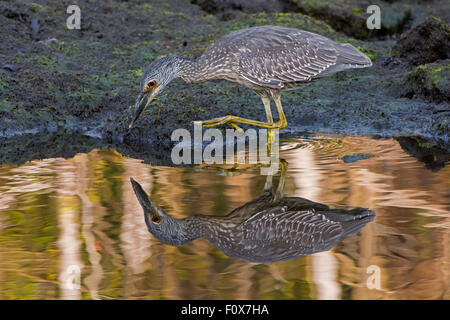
[174, 56, 210, 83]
[184, 215, 236, 242]
[149, 213, 235, 246]
[169, 216, 200, 244]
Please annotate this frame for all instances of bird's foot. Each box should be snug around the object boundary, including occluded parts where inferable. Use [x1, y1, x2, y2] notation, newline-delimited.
[196, 116, 285, 155]
[199, 115, 286, 130]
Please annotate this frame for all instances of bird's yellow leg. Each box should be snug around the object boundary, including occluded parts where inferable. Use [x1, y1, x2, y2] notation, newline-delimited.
[262, 95, 274, 125]
[230, 122, 244, 132]
[201, 116, 284, 129]
[200, 115, 287, 130]
[267, 128, 276, 154]
[263, 174, 273, 193]
[262, 95, 277, 153]
[274, 159, 288, 201]
[271, 90, 288, 129]
[200, 91, 287, 130]
[266, 93, 288, 154]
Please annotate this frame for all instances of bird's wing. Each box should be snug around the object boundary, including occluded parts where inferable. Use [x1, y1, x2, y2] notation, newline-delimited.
[241, 206, 344, 250]
[229, 26, 339, 88]
[226, 192, 274, 219]
[226, 194, 330, 219]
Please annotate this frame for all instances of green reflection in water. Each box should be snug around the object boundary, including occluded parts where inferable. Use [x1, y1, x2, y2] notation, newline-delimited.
[0, 136, 448, 299]
[0, 191, 59, 299]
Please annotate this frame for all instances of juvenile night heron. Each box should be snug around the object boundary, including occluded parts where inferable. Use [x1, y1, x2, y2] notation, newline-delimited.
[130, 160, 375, 263]
[129, 25, 372, 130]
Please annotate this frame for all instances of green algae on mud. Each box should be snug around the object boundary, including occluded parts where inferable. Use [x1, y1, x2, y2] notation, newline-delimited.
[403, 60, 450, 104]
[0, 0, 217, 136]
[290, 0, 412, 39]
[0, 0, 448, 150]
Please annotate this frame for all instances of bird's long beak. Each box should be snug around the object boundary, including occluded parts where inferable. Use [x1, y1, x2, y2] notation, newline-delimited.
[130, 177, 161, 221]
[129, 92, 154, 128]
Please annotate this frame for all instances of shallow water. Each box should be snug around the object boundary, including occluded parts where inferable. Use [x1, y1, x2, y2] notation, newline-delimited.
[0, 136, 448, 299]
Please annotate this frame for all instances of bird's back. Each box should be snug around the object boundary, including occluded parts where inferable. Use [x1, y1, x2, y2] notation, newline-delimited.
[225, 190, 329, 220]
[199, 25, 372, 89]
[212, 194, 374, 263]
[237, 206, 343, 261]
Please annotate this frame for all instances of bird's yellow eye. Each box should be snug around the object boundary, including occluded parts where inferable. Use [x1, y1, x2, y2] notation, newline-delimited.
[143, 80, 157, 93]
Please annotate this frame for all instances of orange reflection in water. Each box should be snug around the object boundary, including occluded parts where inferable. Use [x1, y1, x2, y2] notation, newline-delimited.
[0, 137, 448, 300]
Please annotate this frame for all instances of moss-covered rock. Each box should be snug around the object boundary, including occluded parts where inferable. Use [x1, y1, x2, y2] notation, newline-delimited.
[392, 16, 450, 65]
[192, 0, 412, 39]
[290, 0, 411, 39]
[221, 11, 339, 39]
[402, 60, 450, 103]
[396, 136, 449, 171]
[191, 0, 284, 21]
[408, 0, 449, 28]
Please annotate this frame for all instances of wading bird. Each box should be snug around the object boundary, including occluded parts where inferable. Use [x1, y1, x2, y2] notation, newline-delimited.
[129, 25, 372, 131]
[130, 160, 375, 263]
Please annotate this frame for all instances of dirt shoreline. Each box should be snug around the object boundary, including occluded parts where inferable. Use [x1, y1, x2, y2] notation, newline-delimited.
[1, 0, 449, 156]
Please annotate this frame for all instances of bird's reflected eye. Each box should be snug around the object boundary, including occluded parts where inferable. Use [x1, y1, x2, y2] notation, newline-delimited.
[151, 215, 161, 224]
[143, 80, 157, 93]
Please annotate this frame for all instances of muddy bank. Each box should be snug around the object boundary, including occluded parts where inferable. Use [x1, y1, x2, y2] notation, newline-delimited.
[0, 130, 448, 172]
[395, 136, 449, 171]
[0, 0, 449, 158]
[0, 130, 178, 167]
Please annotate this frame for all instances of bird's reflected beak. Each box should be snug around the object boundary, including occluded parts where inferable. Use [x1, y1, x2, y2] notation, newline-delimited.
[130, 177, 160, 221]
[129, 92, 154, 128]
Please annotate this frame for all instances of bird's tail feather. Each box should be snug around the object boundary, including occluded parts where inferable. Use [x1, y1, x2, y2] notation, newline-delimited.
[340, 210, 375, 237]
[336, 43, 372, 67]
[323, 208, 376, 237]
[315, 44, 372, 77]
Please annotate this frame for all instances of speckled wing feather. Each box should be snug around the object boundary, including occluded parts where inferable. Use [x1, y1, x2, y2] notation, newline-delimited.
[227, 26, 338, 88]
[210, 26, 370, 89]
[239, 206, 344, 261]
[226, 193, 330, 220]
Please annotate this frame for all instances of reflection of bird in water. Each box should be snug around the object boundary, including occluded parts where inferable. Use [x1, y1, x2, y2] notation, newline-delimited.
[130, 160, 375, 263]
[129, 25, 372, 130]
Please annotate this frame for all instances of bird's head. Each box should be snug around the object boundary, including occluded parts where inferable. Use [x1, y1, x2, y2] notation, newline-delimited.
[130, 177, 189, 246]
[129, 56, 179, 128]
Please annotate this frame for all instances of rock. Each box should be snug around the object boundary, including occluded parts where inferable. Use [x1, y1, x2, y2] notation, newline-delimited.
[408, 0, 449, 28]
[0, 64, 17, 76]
[192, 0, 411, 37]
[340, 153, 375, 163]
[191, 0, 284, 20]
[1, 64, 17, 72]
[39, 38, 58, 43]
[392, 16, 450, 65]
[30, 19, 40, 34]
[402, 60, 450, 103]
[0, 4, 28, 22]
[291, 0, 411, 39]
[396, 136, 449, 171]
